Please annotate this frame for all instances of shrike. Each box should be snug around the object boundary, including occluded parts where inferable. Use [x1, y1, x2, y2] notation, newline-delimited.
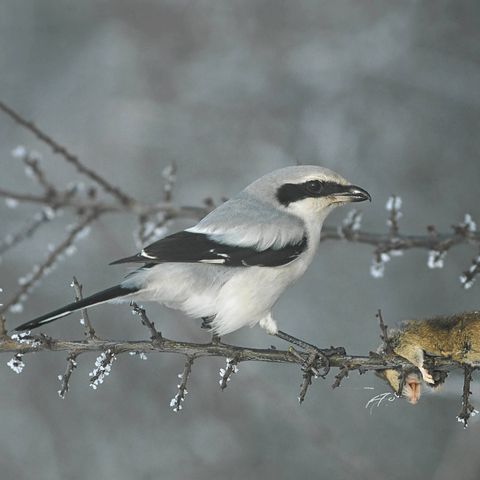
[16, 165, 370, 341]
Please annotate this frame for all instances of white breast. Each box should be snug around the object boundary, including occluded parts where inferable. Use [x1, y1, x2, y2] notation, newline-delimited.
[126, 216, 325, 336]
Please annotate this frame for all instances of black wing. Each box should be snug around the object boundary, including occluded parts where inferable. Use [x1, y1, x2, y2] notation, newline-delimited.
[110, 231, 307, 267]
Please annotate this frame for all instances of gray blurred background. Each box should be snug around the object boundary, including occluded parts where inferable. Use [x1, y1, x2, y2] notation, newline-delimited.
[1, 1, 480, 479]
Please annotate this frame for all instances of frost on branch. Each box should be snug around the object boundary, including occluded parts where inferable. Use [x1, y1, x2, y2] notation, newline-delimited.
[134, 161, 176, 247]
[58, 353, 78, 399]
[170, 356, 194, 412]
[129, 351, 148, 360]
[385, 195, 402, 235]
[89, 350, 116, 390]
[385, 195, 402, 212]
[462, 214, 476, 233]
[370, 252, 390, 278]
[459, 255, 480, 290]
[338, 209, 362, 238]
[219, 357, 239, 390]
[427, 250, 447, 269]
[10, 331, 41, 348]
[5, 198, 19, 209]
[0, 212, 97, 316]
[7, 354, 25, 374]
[11, 145, 27, 159]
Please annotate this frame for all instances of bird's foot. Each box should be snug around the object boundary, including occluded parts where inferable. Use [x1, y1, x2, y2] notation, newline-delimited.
[201, 316, 214, 330]
[275, 330, 345, 377]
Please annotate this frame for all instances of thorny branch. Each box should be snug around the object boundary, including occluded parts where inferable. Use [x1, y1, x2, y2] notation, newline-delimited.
[170, 356, 194, 412]
[71, 276, 96, 339]
[0, 100, 134, 206]
[0, 210, 99, 315]
[131, 302, 163, 342]
[1, 100, 480, 421]
[457, 366, 477, 427]
[57, 352, 79, 399]
[1, 311, 477, 413]
[376, 309, 393, 355]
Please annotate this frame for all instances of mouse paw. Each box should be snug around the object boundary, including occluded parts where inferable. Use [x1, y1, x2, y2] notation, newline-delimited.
[420, 367, 435, 384]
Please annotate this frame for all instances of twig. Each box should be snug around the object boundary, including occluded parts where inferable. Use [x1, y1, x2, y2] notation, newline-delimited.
[22, 153, 57, 197]
[460, 250, 480, 290]
[0, 210, 100, 315]
[457, 365, 477, 427]
[0, 316, 7, 338]
[89, 349, 116, 389]
[0, 209, 56, 256]
[71, 276, 96, 339]
[162, 161, 177, 203]
[0, 99, 134, 206]
[131, 302, 163, 342]
[386, 195, 402, 237]
[321, 225, 480, 251]
[1, 330, 468, 371]
[332, 364, 350, 389]
[2, 314, 479, 416]
[219, 356, 239, 391]
[170, 356, 194, 412]
[376, 309, 393, 354]
[58, 352, 79, 399]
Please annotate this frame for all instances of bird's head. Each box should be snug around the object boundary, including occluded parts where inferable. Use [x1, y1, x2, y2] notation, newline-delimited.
[244, 165, 371, 223]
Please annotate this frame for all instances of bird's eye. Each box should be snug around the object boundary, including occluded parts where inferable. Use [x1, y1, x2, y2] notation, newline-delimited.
[305, 180, 324, 195]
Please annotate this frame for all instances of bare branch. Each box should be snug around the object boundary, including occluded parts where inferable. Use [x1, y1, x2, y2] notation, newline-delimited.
[457, 365, 477, 427]
[0, 100, 134, 206]
[22, 152, 57, 197]
[58, 352, 79, 399]
[0, 209, 55, 256]
[0, 316, 7, 338]
[0, 330, 469, 371]
[0, 210, 100, 315]
[332, 364, 350, 389]
[89, 348, 116, 389]
[131, 302, 163, 342]
[170, 356, 194, 412]
[0, 311, 477, 420]
[0, 186, 209, 220]
[71, 276, 96, 339]
[219, 356, 239, 391]
[376, 309, 393, 355]
[320, 224, 480, 251]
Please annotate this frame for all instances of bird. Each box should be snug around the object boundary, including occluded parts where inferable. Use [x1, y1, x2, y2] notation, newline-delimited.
[15, 165, 371, 343]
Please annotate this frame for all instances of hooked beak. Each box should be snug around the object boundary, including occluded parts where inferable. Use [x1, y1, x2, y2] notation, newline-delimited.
[332, 185, 371, 203]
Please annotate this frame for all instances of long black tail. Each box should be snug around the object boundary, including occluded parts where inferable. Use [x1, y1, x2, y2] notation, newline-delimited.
[15, 284, 138, 332]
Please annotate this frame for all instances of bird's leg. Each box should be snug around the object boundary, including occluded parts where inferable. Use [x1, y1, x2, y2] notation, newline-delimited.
[200, 316, 221, 343]
[275, 330, 345, 377]
[275, 330, 345, 356]
[201, 316, 213, 330]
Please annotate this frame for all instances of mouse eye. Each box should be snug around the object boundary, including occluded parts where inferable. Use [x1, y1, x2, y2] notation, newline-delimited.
[305, 180, 324, 195]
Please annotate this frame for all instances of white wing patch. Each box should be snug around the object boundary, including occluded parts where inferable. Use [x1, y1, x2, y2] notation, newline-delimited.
[141, 249, 158, 259]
